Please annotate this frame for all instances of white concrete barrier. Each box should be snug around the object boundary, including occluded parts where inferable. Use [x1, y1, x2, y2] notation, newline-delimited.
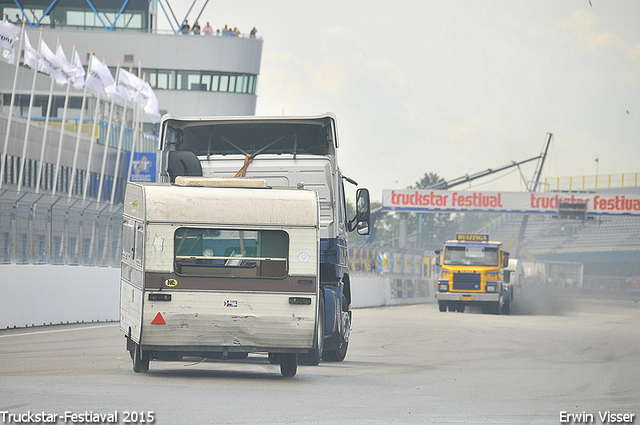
[0, 265, 120, 329]
[351, 273, 435, 308]
[0, 265, 434, 329]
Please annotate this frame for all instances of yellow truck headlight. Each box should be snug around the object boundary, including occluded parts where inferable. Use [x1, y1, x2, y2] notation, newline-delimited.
[438, 281, 449, 292]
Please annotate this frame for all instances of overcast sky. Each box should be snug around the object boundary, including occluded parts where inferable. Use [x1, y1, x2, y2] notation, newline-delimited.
[168, 0, 640, 202]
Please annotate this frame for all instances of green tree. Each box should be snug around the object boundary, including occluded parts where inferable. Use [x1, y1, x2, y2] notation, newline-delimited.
[364, 171, 494, 250]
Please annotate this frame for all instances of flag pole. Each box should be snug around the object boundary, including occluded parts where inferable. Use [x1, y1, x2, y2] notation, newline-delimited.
[126, 60, 143, 183]
[68, 52, 89, 197]
[35, 36, 61, 193]
[17, 29, 43, 192]
[0, 20, 25, 190]
[127, 103, 141, 183]
[83, 51, 102, 201]
[110, 69, 129, 205]
[96, 62, 120, 206]
[52, 42, 76, 196]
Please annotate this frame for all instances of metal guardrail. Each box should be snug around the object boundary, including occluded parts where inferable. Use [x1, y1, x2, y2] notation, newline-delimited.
[15, 117, 159, 153]
[544, 173, 639, 191]
[0, 190, 122, 267]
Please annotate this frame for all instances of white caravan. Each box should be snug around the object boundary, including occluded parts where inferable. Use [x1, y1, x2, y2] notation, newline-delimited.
[119, 177, 320, 377]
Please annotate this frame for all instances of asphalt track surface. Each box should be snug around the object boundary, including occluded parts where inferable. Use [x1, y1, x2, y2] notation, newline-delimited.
[1, 293, 639, 424]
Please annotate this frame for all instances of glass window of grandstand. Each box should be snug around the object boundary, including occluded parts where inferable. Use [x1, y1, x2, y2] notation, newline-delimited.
[211, 75, 220, 91]
[201, 74, 212, 91]
[4, 7, 50, 25]
[149, 70, 175, 90]
[4, 7, 145, 30]
[174, 228, 288, 278]
[219, 75, 229, 92]
[187, 73, 204, 91]
[143, 69, 255, 94]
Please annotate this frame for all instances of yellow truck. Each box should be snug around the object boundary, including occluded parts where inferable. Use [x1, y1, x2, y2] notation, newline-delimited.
[435, 234, 512, 314]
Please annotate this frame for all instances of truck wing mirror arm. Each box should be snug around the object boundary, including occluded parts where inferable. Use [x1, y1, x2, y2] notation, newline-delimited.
[342, 175, 358, 186]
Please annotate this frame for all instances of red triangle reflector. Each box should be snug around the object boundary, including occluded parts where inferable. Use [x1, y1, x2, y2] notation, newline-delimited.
[151, 312, 166, 325]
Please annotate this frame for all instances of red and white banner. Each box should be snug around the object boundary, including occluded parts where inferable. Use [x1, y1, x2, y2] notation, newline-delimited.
[382, 189, 640, 216]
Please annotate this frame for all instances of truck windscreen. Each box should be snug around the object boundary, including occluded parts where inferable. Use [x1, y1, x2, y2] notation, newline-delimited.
[165, 122, 332, 156]
[444, 246, 499, 267]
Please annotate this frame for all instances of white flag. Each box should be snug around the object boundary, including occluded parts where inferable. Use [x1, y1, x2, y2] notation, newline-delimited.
[84, 54, 117, 97]
[23, 32, 41, 70]
[0, 20, 20, 64]
[56, 44, 79, 86]
[71, 50, 85, 90]
[139, 81, 161, 123]
[39, 40, 67, 85]
[117, 68, 145, 103]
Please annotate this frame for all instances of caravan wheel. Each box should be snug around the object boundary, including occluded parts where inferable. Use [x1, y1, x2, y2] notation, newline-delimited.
[132, 343, 150, 373]
[280, 353, 298, 377]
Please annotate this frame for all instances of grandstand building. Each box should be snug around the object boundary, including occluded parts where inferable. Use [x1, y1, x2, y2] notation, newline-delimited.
[0, 0, 262, 265]
[1, 0, 262, 125]
[479, 184, 640, 290]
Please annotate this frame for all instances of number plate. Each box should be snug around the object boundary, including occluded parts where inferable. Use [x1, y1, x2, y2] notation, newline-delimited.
[461, 296, 474, 301]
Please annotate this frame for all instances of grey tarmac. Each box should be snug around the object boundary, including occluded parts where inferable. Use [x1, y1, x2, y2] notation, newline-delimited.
[0, 295, 638, 424]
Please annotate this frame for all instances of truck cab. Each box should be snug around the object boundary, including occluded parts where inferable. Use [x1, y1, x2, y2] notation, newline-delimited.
[156, 114, 370, 363]
[435, 234, 512, 314]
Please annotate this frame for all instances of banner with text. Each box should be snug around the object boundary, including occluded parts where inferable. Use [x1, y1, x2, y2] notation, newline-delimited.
[382, 189, 640, 216]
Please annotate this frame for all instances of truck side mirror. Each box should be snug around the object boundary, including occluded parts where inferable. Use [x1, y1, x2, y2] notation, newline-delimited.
[502, 251, 510, 268]
[352, 188, 371, 235]
[434, 250, 441, 267]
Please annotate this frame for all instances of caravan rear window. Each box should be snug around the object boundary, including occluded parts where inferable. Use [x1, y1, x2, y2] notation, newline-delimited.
[174, 228, 288, 278]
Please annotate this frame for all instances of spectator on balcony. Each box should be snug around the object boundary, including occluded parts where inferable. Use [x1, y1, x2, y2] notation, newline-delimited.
[203, 21, 213, 35]
[180, 20, 190, 34]
[192, 21, 201, 35]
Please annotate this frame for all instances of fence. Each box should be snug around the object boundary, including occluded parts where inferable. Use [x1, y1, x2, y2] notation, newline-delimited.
[17, 116, 159, 153]
[0, 190, 122, 267]
[544, 173, 639, 191]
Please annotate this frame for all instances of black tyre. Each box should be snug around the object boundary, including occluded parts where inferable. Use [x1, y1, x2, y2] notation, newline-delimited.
[299, 294, 324, 366]
[456, 304, 465, 313]
[280, 353, 298, 377]
[132, 343, 150, 373]
[502, 296, 511, 315]
[492, 300, 502, 315]
[438, 302, 447, 312]
[323, 295, 349, 362]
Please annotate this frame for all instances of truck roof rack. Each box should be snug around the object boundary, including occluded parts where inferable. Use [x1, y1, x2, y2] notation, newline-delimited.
[174, 176, 269, 188]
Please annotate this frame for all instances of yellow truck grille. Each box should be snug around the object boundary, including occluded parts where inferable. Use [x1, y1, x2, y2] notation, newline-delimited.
[452, 273, 481, 291]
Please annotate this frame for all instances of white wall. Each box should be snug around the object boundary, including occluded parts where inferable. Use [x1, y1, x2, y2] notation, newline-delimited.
[351, 273, 435, 308]
[0, 265, 120, 329]
[0, 266, 433, 329]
